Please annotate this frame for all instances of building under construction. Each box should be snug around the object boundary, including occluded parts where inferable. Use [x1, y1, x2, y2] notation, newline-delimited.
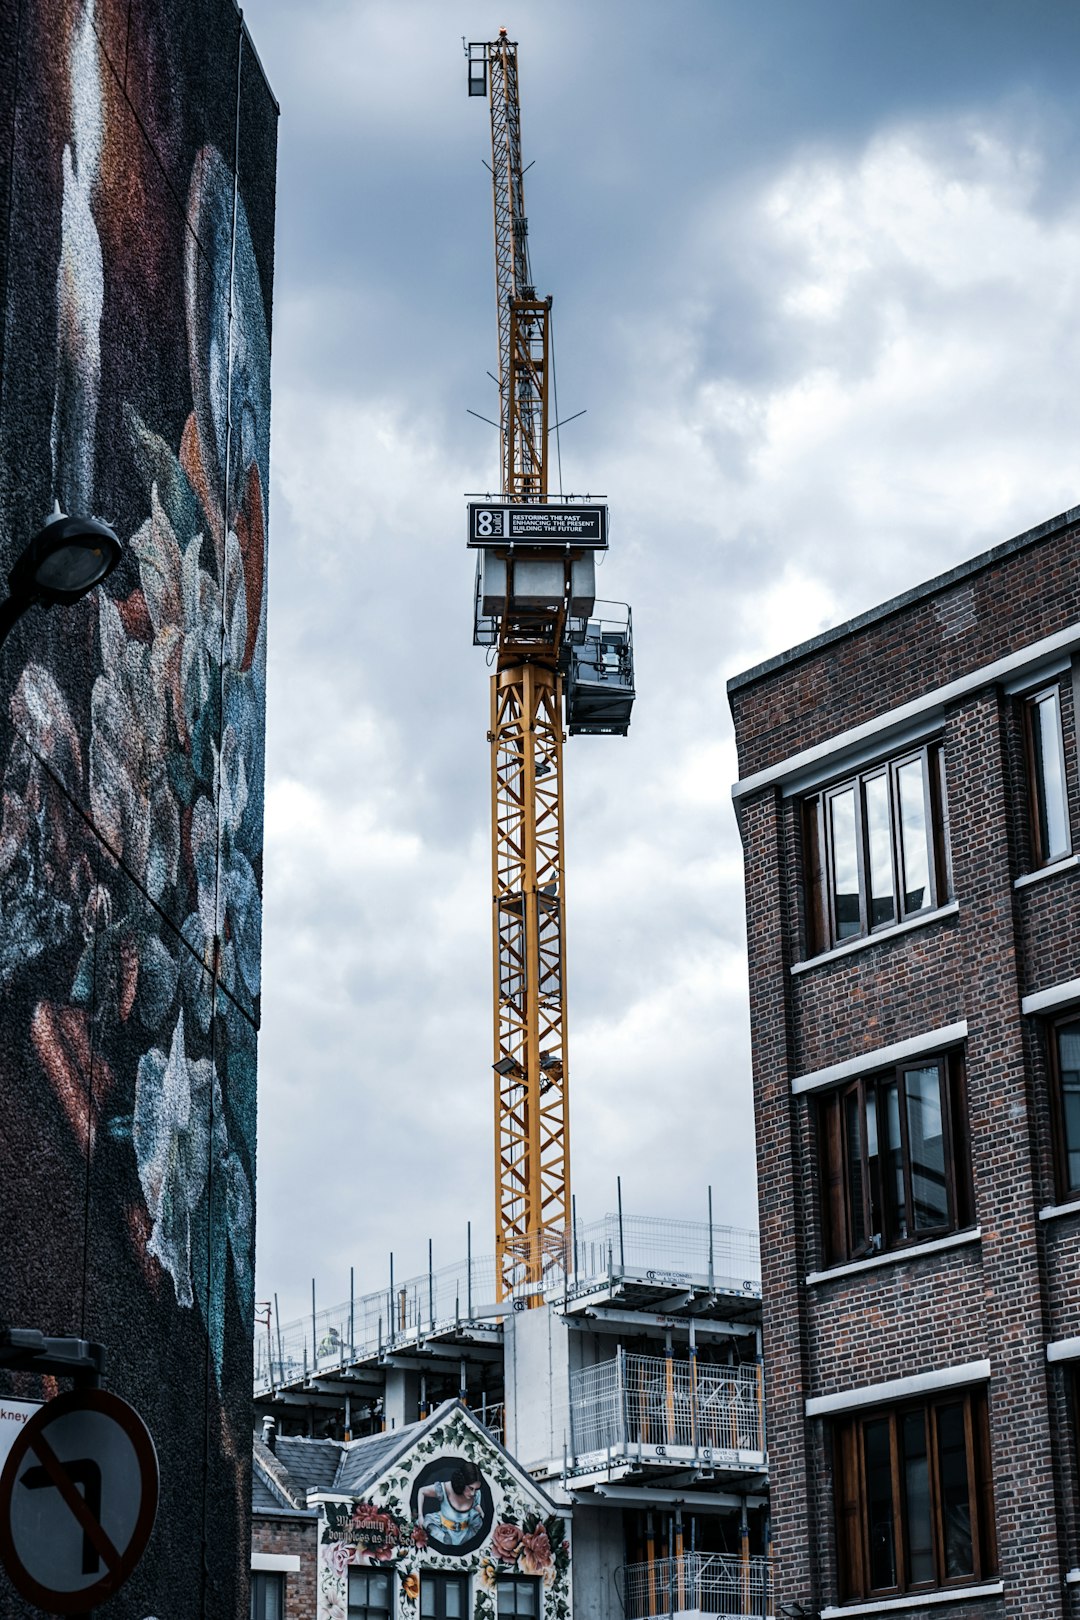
[252, 1204, 772, 1620]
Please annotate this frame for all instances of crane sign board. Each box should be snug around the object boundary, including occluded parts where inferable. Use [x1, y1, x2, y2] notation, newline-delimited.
[0, 1388, 158, 1613]
[468, 502, 607, 548]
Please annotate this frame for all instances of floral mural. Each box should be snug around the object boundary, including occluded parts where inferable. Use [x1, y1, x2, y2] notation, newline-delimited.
[0, 0, 276, 1610]
[315, 1407, 571, 1620]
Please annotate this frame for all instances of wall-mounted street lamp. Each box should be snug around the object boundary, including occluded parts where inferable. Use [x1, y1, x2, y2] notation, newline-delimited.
[0, 514, 122, 652]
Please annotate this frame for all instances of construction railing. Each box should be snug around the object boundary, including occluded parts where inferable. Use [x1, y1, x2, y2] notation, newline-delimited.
[618, 1553, 773, 1619]
[254, 1211, 761, 1396]
[570, 1354, 765, 1462]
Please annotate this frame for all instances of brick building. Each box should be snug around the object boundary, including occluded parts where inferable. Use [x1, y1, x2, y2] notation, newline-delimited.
[729, 504, 1080, 1618]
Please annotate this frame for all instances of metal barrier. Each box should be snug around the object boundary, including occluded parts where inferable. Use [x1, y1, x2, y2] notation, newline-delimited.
[570, 1354, 764, 1460]
[618, 1553, 773, 1619]
[254, 1212, 761, 1396]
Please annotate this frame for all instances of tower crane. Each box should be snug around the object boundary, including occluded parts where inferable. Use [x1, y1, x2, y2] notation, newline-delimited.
[465, 34, 636, 1302]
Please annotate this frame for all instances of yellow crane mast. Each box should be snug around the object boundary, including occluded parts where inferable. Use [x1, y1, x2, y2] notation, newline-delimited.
[466, 34, 635, 1302]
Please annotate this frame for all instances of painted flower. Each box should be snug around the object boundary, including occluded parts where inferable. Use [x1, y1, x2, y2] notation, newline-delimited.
[478, 1558, 497, 1592]
[411, 1524, 428, 1548]
[519, 1528, 552, 1575]
[133, 1011, 222, 1307]
[403, 1573, 420, 1603]
[490, 1522, 523, 1562]
[326, 1541, 354, 1576]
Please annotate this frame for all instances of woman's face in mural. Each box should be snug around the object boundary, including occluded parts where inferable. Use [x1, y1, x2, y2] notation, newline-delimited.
[410, 1457, 494, 1557]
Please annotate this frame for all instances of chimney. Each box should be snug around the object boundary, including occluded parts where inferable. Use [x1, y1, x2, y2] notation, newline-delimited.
[261, 1415, 277, 1454]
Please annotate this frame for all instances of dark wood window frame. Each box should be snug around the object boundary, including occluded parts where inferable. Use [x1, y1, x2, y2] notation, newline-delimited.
[818, 1051, 972, 1267]
[804, 741, 951, 956]
[349, 1568, 394, 1620]
[496, 1575, 542, 1618]
[1022, 682, 1072, 869]
[834, 1387, 996, 1602]
[1048, 1012, 1080, 1202]
[420, 1573, 470, 1620]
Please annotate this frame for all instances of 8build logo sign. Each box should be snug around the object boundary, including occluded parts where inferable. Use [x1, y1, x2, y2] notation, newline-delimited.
[467, 503, 607, 547]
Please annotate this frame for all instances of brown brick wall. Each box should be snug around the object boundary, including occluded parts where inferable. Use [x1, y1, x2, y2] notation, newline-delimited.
[735, 529, 1080, 1616]
[252, 1514, 319, 1620]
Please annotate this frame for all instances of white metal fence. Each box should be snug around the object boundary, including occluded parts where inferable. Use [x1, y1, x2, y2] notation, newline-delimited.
[619, 1554, 773, 1619]
[254, 1213, 761, 1396]
[570, 1354, 764, 1460]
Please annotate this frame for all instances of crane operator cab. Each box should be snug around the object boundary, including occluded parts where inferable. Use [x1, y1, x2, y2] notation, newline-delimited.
[563, 605, 635, 736]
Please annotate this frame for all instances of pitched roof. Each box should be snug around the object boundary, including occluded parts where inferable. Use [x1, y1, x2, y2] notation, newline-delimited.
[252, 1434, 320, 1518]
[252, 1400, 558, 1514]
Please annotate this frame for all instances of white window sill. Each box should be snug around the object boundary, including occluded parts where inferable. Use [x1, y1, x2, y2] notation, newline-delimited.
[791, 902, 959, 975]
[1040, 1197, 1080, 1223]
[821, 1583, 1003, 1617]
[1066, 1567, 1080, 1584]
[806, 1228, 981, 1286]
[1014, 854, 1078, 890]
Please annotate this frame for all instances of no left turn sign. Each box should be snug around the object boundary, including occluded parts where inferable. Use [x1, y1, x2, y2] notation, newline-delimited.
[0, 1387, 158, 1612]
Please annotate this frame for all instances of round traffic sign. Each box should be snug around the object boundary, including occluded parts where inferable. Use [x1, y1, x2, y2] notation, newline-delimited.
[0, 1388, 158, 1613]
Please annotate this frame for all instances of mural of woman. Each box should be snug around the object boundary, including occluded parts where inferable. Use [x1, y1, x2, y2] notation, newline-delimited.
[416, 1460, 486, 1550]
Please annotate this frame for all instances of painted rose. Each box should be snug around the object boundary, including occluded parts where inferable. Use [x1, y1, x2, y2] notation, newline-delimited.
[403, 1573, 420, 1602]
[326, 1541, 355, 1576]
[520, 1527, 552, 1574]
[411, 1524, 428, 1548]
[478, 1558, 497, 1592]
[490, 1522, 524, 1562]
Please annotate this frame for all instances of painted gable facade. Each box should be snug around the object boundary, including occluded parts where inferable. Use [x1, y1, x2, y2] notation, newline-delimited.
[311, 1403, 571, 1620]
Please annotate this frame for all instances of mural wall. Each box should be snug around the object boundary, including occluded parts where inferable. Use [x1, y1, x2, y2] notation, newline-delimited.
[0, 0, 276, 1611]
[317, 1408, 571, 1620]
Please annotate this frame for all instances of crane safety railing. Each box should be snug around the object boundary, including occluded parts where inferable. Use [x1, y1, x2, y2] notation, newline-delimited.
[254, 1213, 760, 1395]
[617, 1553, 773, 1620]
[570, 1354, 765, 1461]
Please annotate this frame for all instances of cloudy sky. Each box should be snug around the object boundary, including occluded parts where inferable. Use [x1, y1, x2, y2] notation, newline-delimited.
[244, 0, 1080, 1331]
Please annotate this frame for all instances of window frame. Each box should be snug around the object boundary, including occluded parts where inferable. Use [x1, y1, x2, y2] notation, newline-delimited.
[250, 1571, 285, 1620]
[348, 1567, 394, 1620]
[833, 1387, 996, 1602]
[420, 1572, 470, 1620]
[1049, 1013, 1080, 1202]
[804, 742, 949, 956]
[818, 1051, 972, 1268]
[1022, 682, 1072, 869]
[495, 1575, 542, 1619]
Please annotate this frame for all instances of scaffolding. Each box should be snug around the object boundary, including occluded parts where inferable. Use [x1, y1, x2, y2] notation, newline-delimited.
[569, 1355, 765, 1465]
[254, 1210, 761, 1396]
[618, 1553, 773, 1620]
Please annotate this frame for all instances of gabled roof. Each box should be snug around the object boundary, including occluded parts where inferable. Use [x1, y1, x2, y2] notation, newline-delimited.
[252, 1434, 320, 1518]
[252, 1400, 559, 1515]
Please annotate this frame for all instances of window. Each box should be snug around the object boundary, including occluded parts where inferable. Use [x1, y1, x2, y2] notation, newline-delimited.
[1049, 1016, 1080, 1200]
[834, 1388, 996, 1601]
[497, 1577, 541, 1619]
[251, 1572, 284, 1620]
[818, 1052, 972, 1266]
[420, 1574, 469, 1620]
[350, 1569, 393, 1620]
[1024, 684, 1071, 867]
[804, 743, 950, 954]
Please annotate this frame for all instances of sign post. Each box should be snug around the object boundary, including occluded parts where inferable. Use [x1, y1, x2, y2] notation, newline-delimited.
[0, 1387, 158, 1613]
